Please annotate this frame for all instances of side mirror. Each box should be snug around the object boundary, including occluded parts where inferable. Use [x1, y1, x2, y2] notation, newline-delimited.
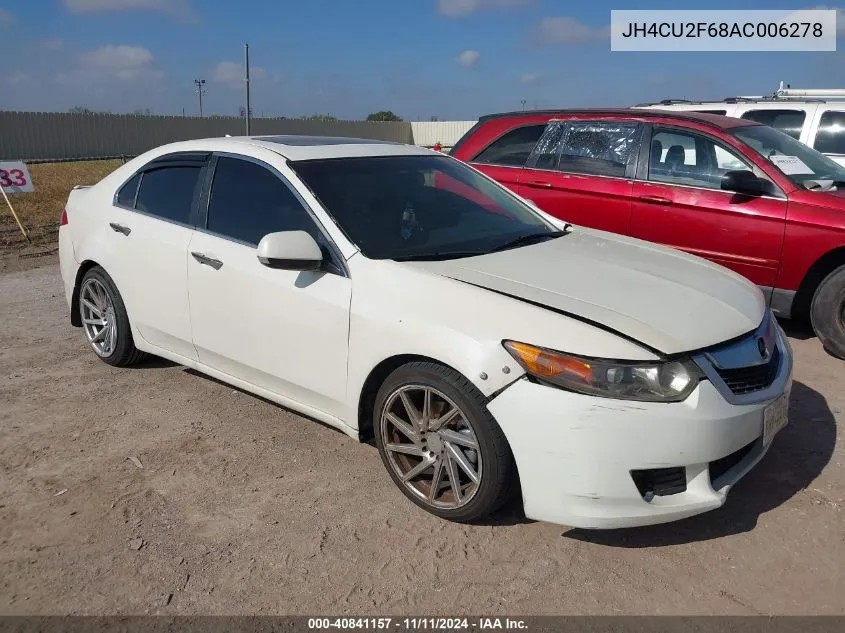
[256, 231, 323, 271]
[721, 170, 765, 196]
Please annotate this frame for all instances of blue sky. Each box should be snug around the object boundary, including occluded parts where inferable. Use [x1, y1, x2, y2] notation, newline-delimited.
[0, 0, 843, 120]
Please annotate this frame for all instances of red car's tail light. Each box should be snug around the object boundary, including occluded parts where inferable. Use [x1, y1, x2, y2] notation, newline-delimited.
[60, 208, 68, 226]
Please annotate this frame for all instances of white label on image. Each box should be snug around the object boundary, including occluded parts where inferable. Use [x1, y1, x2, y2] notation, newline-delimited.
[769, 155, 814, 175]
[610, 10, 837, 52]
[0, 162, 34, 193]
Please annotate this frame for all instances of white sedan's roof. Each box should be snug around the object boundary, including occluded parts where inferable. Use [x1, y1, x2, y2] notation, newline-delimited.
[207, 135, 435, 161]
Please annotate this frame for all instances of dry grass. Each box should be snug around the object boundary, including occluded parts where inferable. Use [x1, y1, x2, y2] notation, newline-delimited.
[1, 160, 122, 248]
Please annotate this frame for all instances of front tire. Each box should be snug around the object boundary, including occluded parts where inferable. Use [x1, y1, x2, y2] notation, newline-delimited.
[373, 361, 516, 522]
[810, 264, 845, 360]
[79, 266, 145, 367]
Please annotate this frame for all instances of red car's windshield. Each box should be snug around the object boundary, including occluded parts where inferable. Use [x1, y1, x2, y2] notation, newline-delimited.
[732, 124, 845, 189]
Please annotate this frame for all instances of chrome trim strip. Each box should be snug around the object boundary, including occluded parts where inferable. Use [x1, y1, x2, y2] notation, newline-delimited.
[470, 162, 524, 172]
[704, 311, 777, 370]
[471, 161, 787, 200]
[636, 180, 786, 201]
[693, 311, 792, 406]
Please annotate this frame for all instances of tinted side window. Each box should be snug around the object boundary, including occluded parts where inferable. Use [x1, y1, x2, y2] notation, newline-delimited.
[135, 166, 201, 224]
[813, 110, 845, 155]
[556, 121, 641, 178]
[207, 157, 316, 245]
[649, 128, 753, 190]
[116, 173, 141, 208]
[741, 109, 806, 140]
[694, 109, 727, 115]
[472, 125, 545, 167]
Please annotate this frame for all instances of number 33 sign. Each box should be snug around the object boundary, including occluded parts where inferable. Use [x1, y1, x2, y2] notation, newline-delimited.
[0, 161, 34, 193]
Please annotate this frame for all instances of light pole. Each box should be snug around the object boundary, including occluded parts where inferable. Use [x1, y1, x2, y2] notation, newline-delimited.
[194, 78, 206, 117]
[244, 43, 251, 135]
[521, 99, 526, 111]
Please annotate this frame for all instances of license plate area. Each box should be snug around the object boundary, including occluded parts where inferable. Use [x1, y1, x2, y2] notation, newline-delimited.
[763, 393, 789, 445]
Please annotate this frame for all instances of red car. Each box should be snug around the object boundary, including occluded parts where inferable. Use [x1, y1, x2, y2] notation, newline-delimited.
[450, 109, 845, 358]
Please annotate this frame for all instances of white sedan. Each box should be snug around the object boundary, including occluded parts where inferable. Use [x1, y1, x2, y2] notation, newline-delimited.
[59, 135, 793, 529]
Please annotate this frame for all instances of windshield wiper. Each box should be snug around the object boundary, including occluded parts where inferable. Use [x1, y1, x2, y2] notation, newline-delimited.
[489, 230, 569, 253]
[392, 228, 571, 261]
[392, 251, 486, 262]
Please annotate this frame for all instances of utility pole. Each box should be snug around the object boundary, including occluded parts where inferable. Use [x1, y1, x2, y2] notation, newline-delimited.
[244, 43, 251, 135]
[194, 78, 206, 117]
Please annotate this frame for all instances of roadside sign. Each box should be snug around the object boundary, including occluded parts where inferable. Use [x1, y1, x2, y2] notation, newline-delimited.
[0, 161, 34, 193]
[0, 161, 33, 242]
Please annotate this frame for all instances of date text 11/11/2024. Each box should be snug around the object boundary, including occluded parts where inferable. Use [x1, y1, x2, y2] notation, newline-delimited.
[307, 618, 529, 630]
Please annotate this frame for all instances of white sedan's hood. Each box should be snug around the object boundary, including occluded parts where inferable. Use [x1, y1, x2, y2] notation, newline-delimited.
[402, 228, 766, 354]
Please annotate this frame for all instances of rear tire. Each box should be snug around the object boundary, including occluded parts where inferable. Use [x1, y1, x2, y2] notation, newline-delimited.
[810, 264, 845, 360]
[79, 266, 145, 367]
[373, 361, 517, 523]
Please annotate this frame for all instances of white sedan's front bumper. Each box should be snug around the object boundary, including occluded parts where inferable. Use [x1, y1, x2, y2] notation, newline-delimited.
[487, 327, 793, 529]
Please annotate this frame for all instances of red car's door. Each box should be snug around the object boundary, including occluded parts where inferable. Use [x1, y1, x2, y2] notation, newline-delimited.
[516, 120, 641, 236]
[631, 126, 788, 287]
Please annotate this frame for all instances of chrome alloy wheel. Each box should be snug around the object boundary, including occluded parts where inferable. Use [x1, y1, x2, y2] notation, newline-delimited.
[380, 385, 482, 509]
[80, 278, 117, 357]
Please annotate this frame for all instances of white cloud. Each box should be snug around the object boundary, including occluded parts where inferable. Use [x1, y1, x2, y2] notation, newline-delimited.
[0, 8, 14, 25]
[61, 0, 196, 21]
[518, 72, 539, 84]
[456, 50, 481, 68]
[533, 16, 610, 45]
[437, 0, 531, 18]
[212, 61, 271, 90]
[78, 45, 157, 80]
[805, 6, 845, 35]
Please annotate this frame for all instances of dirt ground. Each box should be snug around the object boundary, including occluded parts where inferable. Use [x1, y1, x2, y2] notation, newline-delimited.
[1, 251, 843, 616]
[0, 160, 122, 249]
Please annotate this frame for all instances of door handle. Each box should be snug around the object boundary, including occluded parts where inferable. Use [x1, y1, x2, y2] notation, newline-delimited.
[109, 222, 131, 236]
[637, 195, 673, 205]
[525, 180, 553, 189]
[191, 251, 223, 270]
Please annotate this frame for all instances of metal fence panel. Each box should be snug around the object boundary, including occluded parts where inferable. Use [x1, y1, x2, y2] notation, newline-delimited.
[410, 121, 477, 148]
[0, 112, 415, 162]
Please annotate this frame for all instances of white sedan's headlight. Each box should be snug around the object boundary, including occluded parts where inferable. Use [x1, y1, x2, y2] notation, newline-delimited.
[504, 341, 703, 403]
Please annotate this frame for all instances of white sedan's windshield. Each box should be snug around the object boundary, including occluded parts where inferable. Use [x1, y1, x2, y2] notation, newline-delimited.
[291, 155, 562, 260]
[732, 124, 845, 189]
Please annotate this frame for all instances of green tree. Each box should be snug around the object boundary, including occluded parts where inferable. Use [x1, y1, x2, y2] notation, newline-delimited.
[366, 110, 402, 122]
[68, 106, 112, 114]
[303, 114, 338, 121]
